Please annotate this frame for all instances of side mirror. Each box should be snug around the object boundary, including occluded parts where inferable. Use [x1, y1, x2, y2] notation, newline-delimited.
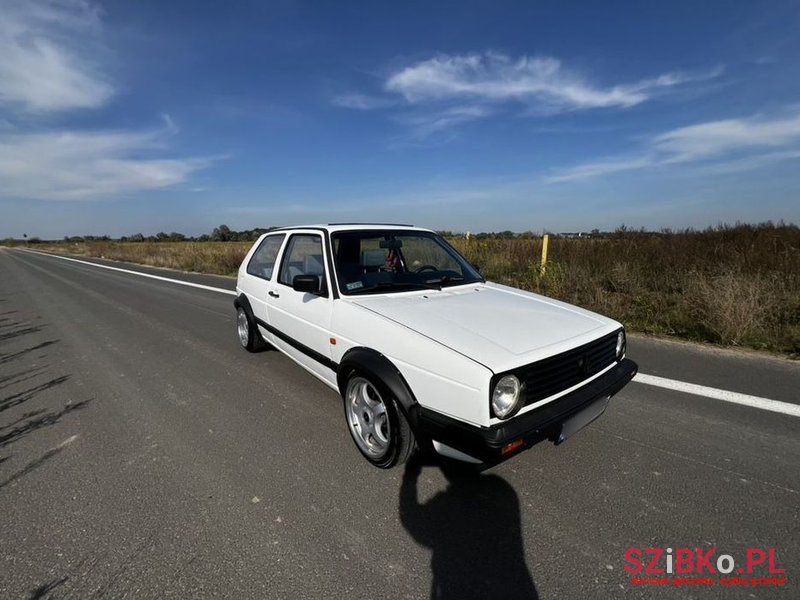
[293, 274, 320, 293]
[472, 263, 481, 273]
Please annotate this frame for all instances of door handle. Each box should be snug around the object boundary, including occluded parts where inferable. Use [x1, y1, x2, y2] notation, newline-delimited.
[268, 290, 280, 298]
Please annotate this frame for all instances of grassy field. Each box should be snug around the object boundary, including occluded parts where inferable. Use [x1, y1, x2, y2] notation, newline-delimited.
[36, 240, 253, 276]
[25, 223, 800, 357]
[452, 225, 800, 357]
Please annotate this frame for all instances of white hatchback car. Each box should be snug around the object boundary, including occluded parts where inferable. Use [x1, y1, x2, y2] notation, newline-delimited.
[235, 224, 637, 468]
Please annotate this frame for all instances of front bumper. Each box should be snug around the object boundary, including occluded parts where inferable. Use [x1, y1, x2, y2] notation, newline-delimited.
[417, 358, 638, 464]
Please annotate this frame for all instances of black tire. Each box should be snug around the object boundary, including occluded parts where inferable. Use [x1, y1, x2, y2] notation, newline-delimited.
[342, 371, 416, 469]
[236, 306, 263, 352]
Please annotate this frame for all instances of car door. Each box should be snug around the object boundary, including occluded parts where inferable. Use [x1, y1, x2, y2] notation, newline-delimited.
[238, 232, 286, 333]
[266, 232, 336, 385]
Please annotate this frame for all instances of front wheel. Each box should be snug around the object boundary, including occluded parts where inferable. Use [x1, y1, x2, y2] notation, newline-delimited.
[343, 374, 415, 468]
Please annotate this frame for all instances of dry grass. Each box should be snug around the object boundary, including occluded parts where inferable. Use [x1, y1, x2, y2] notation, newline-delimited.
[451, 224, 800, 356]
[27, 223, 800, 356]
[37, 241, 252, 277]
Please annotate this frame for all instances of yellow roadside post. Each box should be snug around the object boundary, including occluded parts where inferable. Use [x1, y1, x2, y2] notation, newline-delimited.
[540, 234, 549, 274]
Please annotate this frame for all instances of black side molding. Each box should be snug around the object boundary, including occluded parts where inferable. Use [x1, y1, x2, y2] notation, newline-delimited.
[253, 316, 339, 372]
[236, 293, 338, 371]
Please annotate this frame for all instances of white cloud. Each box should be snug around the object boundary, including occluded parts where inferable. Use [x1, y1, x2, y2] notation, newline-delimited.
[0, 1, 213, 201]
[385, 52, 719, 111]
[696, 150, 800, 175]
[548, 109, 800, 182]
[335, 51, 721, 138]
[160, 112, 178, 133]
[395, 105, 491, 139]
[0, 128, 211, 200]
[0, 0, 113, 113]
[331, 93, 396, 110]
[546, 156, 655, 183]
[652, 112, 800, 161]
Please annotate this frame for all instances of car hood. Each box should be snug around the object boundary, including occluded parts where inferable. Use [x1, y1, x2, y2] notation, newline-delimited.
[350, 282, 619, 373]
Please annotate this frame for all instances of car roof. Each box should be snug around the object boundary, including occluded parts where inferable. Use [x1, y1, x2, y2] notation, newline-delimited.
[269, 223, 434, 234]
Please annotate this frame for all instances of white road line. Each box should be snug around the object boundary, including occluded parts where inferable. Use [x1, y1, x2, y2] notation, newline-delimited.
[632, 373, 800, 418]
[15, 248, 800, 418]
[17, 248, 237, 296]
[57, 434, 80, 449]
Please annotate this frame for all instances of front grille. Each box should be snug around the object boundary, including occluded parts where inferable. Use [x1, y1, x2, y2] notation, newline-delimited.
[517, 330, 620, 407]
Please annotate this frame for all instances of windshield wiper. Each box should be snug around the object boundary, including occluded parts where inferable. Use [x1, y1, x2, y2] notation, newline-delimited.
[425, 275, 466, 286]
[349, 281, 442, 294]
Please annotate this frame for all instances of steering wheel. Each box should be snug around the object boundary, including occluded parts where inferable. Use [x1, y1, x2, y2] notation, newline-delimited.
[414, 264, 438, 273]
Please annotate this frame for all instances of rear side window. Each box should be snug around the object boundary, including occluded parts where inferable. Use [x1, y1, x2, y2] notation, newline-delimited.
[247, 234, 285, 280]
[278, 234, 326, 287]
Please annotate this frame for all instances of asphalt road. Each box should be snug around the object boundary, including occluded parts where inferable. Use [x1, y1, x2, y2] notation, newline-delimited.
[1, 248, 798, 600]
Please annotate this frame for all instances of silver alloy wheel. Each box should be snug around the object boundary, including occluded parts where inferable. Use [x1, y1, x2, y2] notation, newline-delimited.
[237, 308, 250, 347]
[345, 376, 391, 459]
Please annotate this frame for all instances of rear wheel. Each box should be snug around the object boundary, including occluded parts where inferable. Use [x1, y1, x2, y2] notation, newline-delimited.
[344, 374, 415, 468]
[236, 306, 261, 352]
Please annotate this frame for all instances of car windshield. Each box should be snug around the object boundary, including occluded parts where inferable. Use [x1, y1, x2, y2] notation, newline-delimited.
[331, 230, 483, 295]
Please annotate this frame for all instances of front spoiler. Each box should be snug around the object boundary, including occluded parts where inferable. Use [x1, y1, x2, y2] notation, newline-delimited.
[417, 358, 638, 464]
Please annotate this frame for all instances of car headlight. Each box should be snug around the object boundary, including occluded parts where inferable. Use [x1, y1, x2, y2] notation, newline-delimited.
[616, 330, 626, 360]
[492, 374, 522, 419]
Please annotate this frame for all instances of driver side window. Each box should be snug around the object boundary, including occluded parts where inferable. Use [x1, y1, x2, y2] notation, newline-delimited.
[400, 236, 460, 272]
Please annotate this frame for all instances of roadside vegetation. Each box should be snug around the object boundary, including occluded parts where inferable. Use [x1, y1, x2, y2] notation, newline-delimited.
[6, 222, 798, 357]
[452, 223, 799, 357]
[33, 239, 254, 276]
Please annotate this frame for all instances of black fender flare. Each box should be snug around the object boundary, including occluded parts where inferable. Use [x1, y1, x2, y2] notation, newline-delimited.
[233, 293, 263, 341]
[337, 347, 422, 435]
[233, 293, 254, 316]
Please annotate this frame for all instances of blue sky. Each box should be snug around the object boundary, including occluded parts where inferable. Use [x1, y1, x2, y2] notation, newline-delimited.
[1, 0, 799, 238]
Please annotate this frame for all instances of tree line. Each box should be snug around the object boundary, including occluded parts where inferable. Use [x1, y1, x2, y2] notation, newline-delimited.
[6, 220, 796, 245]
[63, 225, 277, 243]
